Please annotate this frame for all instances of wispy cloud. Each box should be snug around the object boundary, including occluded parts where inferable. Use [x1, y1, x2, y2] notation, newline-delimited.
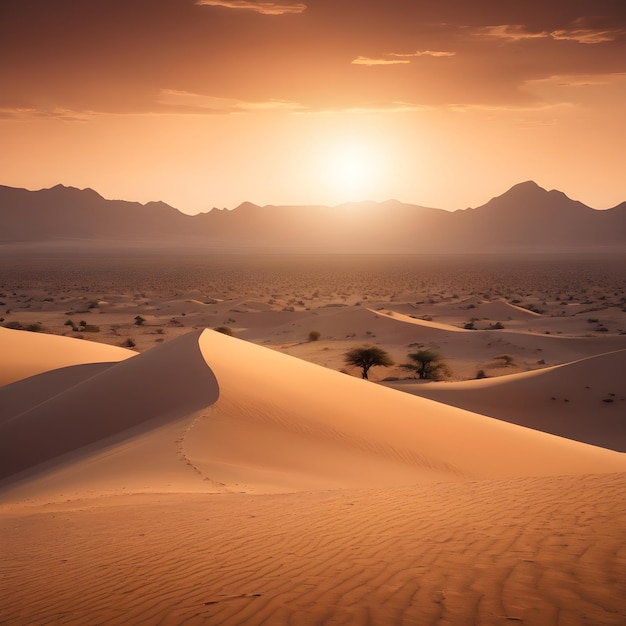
[157, 89, 304, 113]
[352, 50, 455, 65]
[352, 56, 410, 66]
[195, 0, 306, 15]
[392, 50, 456, 58]
[478, 25, 547, 42]
[478, 22, 625, 44]
[0, 106, 94, 122]
[550, 28, 619, 44]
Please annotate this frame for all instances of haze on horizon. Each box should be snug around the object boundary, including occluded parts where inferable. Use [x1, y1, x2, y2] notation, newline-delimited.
[1, 0, 625, 215]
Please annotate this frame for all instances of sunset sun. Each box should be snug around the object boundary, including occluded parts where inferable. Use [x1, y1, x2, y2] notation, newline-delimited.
[322, 140, 384, 201]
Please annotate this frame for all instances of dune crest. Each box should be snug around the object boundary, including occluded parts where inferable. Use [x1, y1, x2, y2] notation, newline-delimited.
[0, 330, 219, 482]
[1, 329, 624, 503]
[0, 326, 134, 386]
[387, 348, 626, 451]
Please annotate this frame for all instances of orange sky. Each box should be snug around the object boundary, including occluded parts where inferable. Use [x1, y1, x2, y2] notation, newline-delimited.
[1, 0, 625, 214]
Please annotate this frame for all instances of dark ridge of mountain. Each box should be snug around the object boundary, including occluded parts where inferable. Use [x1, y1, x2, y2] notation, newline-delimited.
[0, 184, 187, 242]
[447, 181, 626, 249]
[0, 182, 624, 252]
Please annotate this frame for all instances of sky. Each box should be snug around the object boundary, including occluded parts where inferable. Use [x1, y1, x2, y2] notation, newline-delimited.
[1, 0, 625, 214]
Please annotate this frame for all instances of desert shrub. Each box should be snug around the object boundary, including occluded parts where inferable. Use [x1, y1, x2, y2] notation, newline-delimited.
[490, 322, 504, 329]
[5, 321, 23, 330]
[122, 338, 136, 348]
[64, 319, 78, 331]
[476, 369, 487, 379]
[25, 323, 43, 332]
[214, 326, 234, 336]
[495, 354, 515, 366]
[464, 321, 475, 330]
[344, 346, 394, 380]
[308, 330, 321, 341]
[134, 315, 146, 326]
[402, 350, 449, 380]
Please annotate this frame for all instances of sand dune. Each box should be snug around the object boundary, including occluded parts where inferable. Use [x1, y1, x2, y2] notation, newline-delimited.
[2, 329, 623, 503]
[370, 308, 471, 332]
[0, 330, 219, 482]
[1, 327, 625, 625]
[0, 326, 133, 386]
[386, 348, 626, 451]
[2, 474, 624, 625]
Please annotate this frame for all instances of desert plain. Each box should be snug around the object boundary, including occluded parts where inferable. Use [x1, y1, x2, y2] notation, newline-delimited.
[1, 251, 625, 625]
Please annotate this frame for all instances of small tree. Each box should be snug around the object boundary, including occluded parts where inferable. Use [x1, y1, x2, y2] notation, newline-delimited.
[214, 326, 234, 336]
[344, 346, 394, 380]
[134, 315, 146, 326]
[402, 350, 448, 380]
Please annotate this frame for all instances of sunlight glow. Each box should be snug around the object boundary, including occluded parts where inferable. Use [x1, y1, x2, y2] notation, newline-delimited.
[321, 140, 384, 202]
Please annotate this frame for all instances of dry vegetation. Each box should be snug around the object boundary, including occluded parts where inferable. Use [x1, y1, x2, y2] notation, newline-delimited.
[1, 252, 625, 380]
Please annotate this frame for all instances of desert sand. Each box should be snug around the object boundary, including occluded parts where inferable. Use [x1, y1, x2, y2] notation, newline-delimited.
[1, 253, 625, 624]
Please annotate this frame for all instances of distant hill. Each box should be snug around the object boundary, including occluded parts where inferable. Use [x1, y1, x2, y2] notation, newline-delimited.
[0, 181, 624, 252]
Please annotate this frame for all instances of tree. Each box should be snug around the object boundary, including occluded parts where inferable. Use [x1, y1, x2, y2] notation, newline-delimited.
[402, 350, 448, 380]
[344, 346, 394, 380]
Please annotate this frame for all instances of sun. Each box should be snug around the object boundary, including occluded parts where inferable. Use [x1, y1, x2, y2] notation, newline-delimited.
[321, 139, 383, 202]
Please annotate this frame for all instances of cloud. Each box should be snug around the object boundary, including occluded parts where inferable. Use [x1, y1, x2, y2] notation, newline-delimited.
[352, 50, 455, 65]
[550, 28, 620, 44]
[478, 25, 547, 41]
[352, 57, 410, 66]
[478, 21, 625, 44]
[391, 50, 456, 58]
[157, 89, 304, 113]
[0, 106, 94, 122]
[195, 0, 306, 15]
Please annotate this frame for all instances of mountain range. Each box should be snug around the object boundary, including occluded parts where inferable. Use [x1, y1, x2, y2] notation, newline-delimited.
[1, 181, 624, 253]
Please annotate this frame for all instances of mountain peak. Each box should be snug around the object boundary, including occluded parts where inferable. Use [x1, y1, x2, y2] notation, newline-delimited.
[234, 201, 261, 212]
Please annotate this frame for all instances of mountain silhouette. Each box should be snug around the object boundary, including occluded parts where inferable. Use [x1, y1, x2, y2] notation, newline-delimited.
[0, 182, 624, 252]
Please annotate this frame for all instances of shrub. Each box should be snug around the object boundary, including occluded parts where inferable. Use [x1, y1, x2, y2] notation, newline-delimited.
[134, 315, 146, 326]
[402, 350, 449, 380]
[122, 338, 136, 348]
[308, 330, 321, 341]
[214, 326, 234, 336]
[344, 346, 394, 380]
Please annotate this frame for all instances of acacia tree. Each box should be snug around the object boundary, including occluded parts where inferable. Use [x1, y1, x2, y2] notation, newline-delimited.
[344, 346, 394, 380]
[402, 350, 448, 380]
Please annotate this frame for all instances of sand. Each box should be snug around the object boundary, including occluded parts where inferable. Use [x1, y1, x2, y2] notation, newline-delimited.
[1, 252, 625, 624]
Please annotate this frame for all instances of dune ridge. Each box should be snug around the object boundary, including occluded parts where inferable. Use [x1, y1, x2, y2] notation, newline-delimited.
[3, 328, 623, 503]
[0, 326, 134, 386]
[387, 348, 626, 451]
[1, 326, 625, 625]
[0, 330, 219, 481]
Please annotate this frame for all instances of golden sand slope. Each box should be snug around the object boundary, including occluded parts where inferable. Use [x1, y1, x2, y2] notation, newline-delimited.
[2, 329, 625, 504]
[387, 349, 626, 451]
[1, 474, 624, 625]
[1, 329, 625, 625]
[0, 331, 219, 481]
[0, 326, 134, 386]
